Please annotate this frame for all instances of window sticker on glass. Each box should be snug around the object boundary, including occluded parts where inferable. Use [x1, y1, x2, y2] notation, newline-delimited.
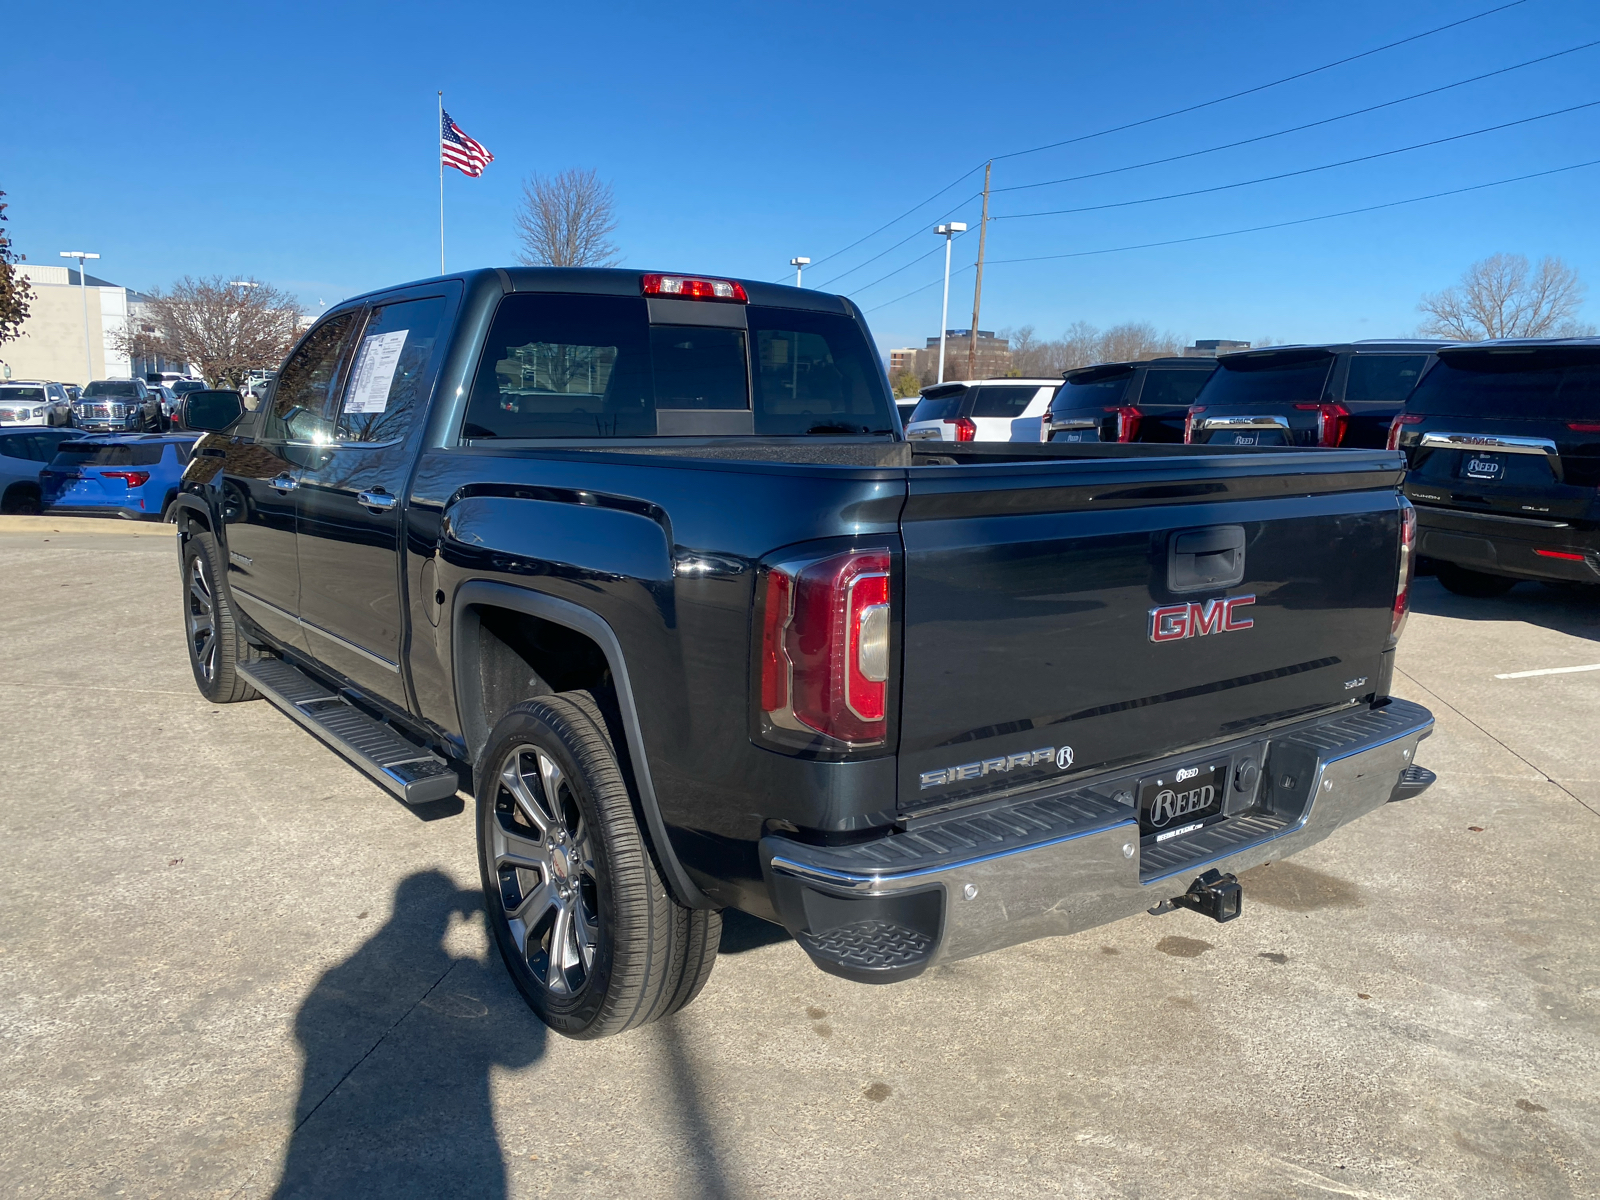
[343, 329, 409, 414]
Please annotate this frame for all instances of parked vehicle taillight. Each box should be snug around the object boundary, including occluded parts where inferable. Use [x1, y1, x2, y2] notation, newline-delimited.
[1392, 500, 1416, 642]
[100, 471, 150, 487]
[1296, 402, 1350, 447]
[944, 416, 977, 442]
[1183, 406, 1205, 444]
[1387, 413, 1423, 450]
[1038, 407, 1053, 443]
[1106, 405, 1142, 443]
[759, 549, 891, 747]
[1567, 422, 1600, 432]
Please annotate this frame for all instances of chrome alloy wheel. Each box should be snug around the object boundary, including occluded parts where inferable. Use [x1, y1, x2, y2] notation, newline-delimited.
[186, 553, 217, 683]
[491, 744, 600, 996]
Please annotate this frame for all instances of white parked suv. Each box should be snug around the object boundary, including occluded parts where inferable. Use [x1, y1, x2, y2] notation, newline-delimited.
[0, 381, 74, 427]
[901, 378, 1061, 443]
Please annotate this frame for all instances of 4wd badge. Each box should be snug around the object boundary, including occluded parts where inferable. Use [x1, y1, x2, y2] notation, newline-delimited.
[1149, 595, 1255, 643]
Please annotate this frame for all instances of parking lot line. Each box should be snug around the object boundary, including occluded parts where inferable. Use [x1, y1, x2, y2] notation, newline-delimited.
[1493, 663, 1600, 679]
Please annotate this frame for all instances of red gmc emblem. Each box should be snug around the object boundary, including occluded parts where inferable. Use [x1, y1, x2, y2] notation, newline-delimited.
[1149, 594, 1255, 642]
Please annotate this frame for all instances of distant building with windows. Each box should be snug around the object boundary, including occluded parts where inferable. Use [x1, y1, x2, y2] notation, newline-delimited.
[1183, 339, 1251, 358]
[907, 329, 1013, 383]
[0, 265, 193, 386]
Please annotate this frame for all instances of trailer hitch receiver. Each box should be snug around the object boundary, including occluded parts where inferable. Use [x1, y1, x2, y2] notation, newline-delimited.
[1172, 869, 1242, 923]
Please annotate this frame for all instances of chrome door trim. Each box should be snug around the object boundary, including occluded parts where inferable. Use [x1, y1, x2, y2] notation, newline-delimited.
[299, 616, 402, 672]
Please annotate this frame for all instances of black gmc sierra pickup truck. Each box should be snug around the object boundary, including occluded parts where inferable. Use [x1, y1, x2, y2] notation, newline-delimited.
[172, 267, 1435, 1039]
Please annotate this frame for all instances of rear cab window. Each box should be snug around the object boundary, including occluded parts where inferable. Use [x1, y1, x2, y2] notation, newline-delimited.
[968, 385, 1045, 419]
[461, 294, 895, 439]
[908, 387, 966, 424]
[1409, 349, 1600, 420]
[1137, 368, 1212, 408]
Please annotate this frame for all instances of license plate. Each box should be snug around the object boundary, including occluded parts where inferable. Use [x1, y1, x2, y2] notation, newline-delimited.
[1462, 454, 1503, 481]
[1139, 759, 1227, 841]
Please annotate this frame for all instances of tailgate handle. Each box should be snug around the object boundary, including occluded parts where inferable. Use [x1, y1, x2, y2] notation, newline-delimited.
[1169, 526, 1245, 593]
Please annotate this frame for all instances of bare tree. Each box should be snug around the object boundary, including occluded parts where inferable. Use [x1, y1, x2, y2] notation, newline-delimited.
[1418, 253, 1588, 340]
[118, 276, 303, 387]
[514, 169, 621, 267]
[998, 320, 1184, 378]
[0, 191, 34, 347]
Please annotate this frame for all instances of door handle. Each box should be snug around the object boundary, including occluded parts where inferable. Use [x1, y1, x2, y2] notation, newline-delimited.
[356, 488, 398, 512]
[270, 473, 298, 493]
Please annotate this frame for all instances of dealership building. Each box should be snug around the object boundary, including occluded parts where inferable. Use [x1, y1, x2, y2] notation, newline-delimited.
[1, 265, 145, 387]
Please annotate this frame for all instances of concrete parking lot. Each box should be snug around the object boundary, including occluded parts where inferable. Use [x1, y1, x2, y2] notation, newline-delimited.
[1, 515, 1596, 1199]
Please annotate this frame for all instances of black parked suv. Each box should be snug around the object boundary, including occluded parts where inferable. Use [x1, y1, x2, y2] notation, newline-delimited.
[1393, 339, 1600, 596]
[1185, 342, 1450, 449]
[1041, 357, 1216, 443]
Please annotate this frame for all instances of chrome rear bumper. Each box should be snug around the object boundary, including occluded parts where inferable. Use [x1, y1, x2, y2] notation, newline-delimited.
[761, 698, 1434, 983]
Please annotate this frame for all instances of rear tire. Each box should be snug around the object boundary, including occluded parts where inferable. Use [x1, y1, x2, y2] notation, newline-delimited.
[1435, 561, 1518, 598]
[477, 693, 718, 1039]
[180, 530, 260, 703]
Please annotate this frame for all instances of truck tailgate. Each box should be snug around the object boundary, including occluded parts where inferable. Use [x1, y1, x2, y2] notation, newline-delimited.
[897, 451, 1405, 811]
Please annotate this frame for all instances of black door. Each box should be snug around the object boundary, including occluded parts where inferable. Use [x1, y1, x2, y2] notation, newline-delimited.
[294, 291, 453, 706]
[220, 311, 360, 649]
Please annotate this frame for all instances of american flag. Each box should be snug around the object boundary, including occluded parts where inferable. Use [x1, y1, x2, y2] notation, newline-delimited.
[441, 110, 493, 178]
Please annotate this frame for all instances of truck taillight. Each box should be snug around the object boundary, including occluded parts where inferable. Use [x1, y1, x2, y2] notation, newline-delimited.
[759, 549, 891, 747]
[943, 416, 977, 442]
[1387, 413, 1423, 450]
[1184, 406, 1204, 443]
[1392, 500, 1416, 641]
[1296, 402, 1350, 447]
[1107, 405, 1142, 443]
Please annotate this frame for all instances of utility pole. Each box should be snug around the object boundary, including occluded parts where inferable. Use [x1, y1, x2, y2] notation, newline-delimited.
[966, 161, 991, 381]
[933, 222, 966, 384]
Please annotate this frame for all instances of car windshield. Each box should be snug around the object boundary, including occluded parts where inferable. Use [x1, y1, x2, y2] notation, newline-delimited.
[908, 387, 966, 422]
[0, 387, 47, 400]
[51, 443, 166, 467]
[83, 381, 140, 398]
[1409, 349, 1600, 420]
[173, 381, 205, 394]
[1055, 368, 1134, 411]
[1195, 351, 1334, 408]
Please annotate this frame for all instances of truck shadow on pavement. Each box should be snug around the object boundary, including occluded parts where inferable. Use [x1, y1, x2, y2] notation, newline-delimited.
[1408, 576, 1600, 643]
[272, 870, 544, 1199]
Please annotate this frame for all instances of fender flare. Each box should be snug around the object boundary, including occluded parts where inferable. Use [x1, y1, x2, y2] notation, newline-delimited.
[451, 579, 712, 909]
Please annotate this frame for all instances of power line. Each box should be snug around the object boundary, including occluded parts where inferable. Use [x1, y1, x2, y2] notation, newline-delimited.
[847, 228, 973, 297]
[795, 0, 1535, 285]
[865, 265, 975, 314]
[994, 100, 1600, 220]
[988, 158, 1600, 264]
[863, 157, 1600, 311]
[813, 192, 982, 289]
[990, 0, 1535, 163]
[992, 38, 1600, 195]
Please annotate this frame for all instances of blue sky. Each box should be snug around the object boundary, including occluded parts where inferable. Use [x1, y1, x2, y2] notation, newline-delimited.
[6, 0, 1597, 356]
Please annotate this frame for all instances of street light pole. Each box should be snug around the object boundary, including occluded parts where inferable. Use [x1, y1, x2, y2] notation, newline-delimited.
[789, 257, 810, 287]
[60, 251, 100, 385]
[933, 223, 966, 385]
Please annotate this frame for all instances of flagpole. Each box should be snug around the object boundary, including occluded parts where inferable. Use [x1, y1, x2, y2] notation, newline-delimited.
[438, 90, 445, 275]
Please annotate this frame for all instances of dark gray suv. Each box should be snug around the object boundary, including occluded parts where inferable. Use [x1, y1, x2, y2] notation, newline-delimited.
[73, 379, 161, 433]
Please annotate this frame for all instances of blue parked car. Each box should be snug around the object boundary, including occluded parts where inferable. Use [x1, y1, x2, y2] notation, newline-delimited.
[0, 427, 87, 513]
[41, 434, 198, 520]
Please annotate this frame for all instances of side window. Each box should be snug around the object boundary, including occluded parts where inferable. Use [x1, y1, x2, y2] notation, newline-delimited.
[0, 438, 25, 461]
[335, 296, 448, 443]
[265, 312, 359, 442]
[1345, 355, 1428, 405]
[1139, 369, 1212, 408]
[462, 294, 653, 439]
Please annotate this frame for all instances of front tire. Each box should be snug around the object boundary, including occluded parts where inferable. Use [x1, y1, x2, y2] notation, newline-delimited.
[477, 694, 719, 1039]
[1435, 561, 1518, 598]
[180, 530, 260, 703]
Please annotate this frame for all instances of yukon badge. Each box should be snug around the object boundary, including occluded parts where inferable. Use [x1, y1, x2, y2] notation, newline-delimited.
[1149, 595, 1255, 643]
